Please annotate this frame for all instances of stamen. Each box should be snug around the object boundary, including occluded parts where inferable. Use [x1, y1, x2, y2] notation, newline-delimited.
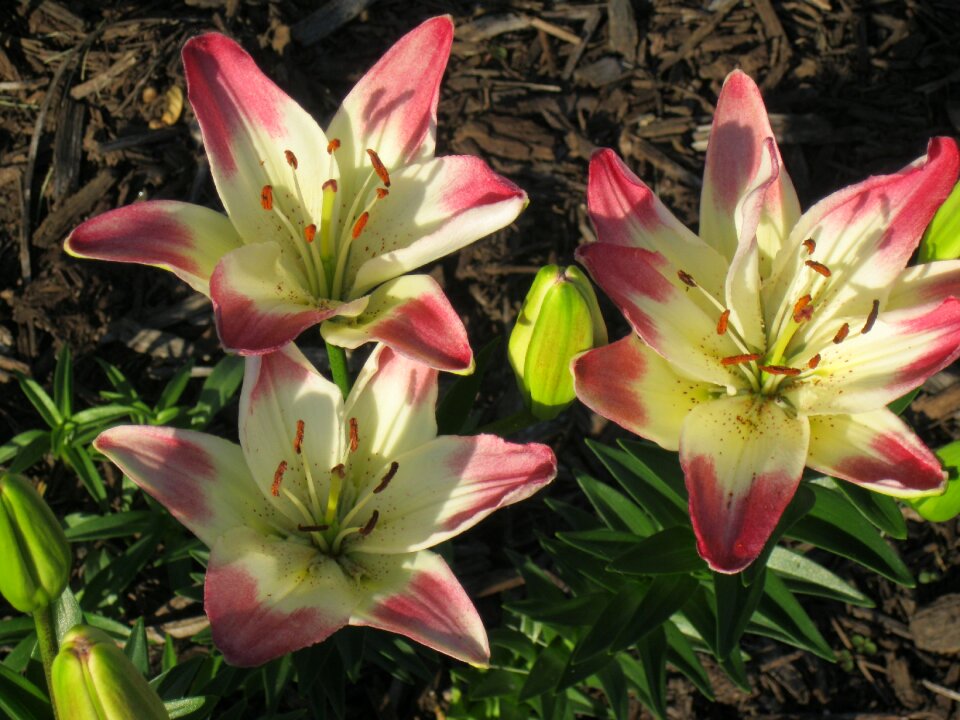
[861, 299, 880, 334]
[298, 523, 328, 532]
[351, 212, 369, 239]
[322, 179, 338, 192]
[260, 185, 273, 210]
[331, 463, 345, 478]
[293, 419, 305, 454]
[284, 149, 298, 169]
[805, 260, 832, 278]
[376, 188, 389, 200]
[327, 138, 341, 154]
[722, 353, 762, 366]
[833, 323, 850, 344]
[358, 510, 380, 536]
[807, 353, 821, 369]
[304, 224, 316, 243]
[366, 149, 391, 187]
[759, 364, 801, 377]
[374, 461, 399, 494]
[677, 270, 697, 288]
[271, 460, 287, 497]
[349, 418, 359, 452]
[716, 309, 730, 336]
[802, 238, 816, 254]
[792, 294, 813, 324]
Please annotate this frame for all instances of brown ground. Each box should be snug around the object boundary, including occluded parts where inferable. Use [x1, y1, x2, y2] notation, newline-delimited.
[2, 0, 960, 717]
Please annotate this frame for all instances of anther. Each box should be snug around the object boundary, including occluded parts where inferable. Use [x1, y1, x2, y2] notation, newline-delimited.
[322, 179, 338, 192]
[677, 270, 697, 288]
[721, 353, 762, 366]
[807, 353, 821, 370]
[359, 510, 380, 536]
[833, 323, 850, 344]
[271, 460, 287, 497]
[327, 138, 341, 154]
[293, 419, 305, 454]
[331, 463, 345, 478]
[861, 299, 880, 334]
[351, 212, 369, 239]
[805, 260, 832, 278]
[802, 238, 816, 255]
[792, 294, 813, 323]
[284, 149, 298, 169]
[366, 149, 391, 187]
[349, 418, 359, 452]
[373, 461, 399, 494]
[304, 224, 316, 243]
[376, 188, 389, 200]
[260, 185, 273, 210]
[298, 523, 328, 532]
[716, 309, 730, 336]
[759, 364, 801, 377]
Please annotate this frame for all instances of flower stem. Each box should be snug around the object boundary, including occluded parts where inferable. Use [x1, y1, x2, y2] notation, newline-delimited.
[325, 341, 352, 398]
[33, 605, 60, 719]
[475, 408, 538, 436]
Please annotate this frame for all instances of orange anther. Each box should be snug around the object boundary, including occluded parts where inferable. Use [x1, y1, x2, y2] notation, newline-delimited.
[260, 185, 273, 210]
[802, 238, 816, 255]
[862, 299, 880, 334]
[376, 188, 389, 200]
[805, 260, 832, 277]
[349, 418, 359, 452]
[833, 323, 850, 344]
[359, 510, 380, 536]
[271, 460, 287, 497]
[716, 309, 730, 335]
[374, 461, 399, 494]
[304, 224, 317, 243]
[807, 353, 821, 369]
[327, 138, 341, 154]
[759, 364, 801, 376]
[284, 149, 298, 169]
[677, 270, 697, 288]
[293, 419, 305, 454]
[721, 353, 762, 366]
[351, 212, 369, 239]
[792, 294, 813, 323]
[366, 148, 391, 187]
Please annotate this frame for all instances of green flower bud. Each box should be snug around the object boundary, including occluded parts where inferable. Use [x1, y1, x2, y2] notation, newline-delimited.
[0, 474, 70, 612]
[918, 181, 960, 261]
[908, 441, 960, 522]
[52, 626, 169, 720]
[509, 265, 607, 420]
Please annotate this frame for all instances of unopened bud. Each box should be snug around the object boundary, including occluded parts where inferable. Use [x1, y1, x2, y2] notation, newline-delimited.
[918, 181, 960, 261]
[908, 440, 960, 522]
[52, 625, 169, 720]
[509, 265, 607, 420]
[0, 474, 70, 612]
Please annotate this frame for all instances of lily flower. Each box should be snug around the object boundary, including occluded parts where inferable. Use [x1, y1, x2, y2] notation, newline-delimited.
[573, 70, 960, 573]
[66, 17, 527, 372]
[94, 344, 556, 666]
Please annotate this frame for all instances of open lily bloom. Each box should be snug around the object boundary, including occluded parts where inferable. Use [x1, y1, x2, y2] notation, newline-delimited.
[573, 70, 960, 574]
[94, 344, 556, 666]
[66, 17, 526, 371]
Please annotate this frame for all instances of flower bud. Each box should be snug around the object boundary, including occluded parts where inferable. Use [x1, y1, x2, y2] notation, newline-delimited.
[918, 181, 960, 261]
[0, 474, 70, 612]
[908, 441, 960, 522]
[52, 625, 169, 720]
[509, 265, 607, 420]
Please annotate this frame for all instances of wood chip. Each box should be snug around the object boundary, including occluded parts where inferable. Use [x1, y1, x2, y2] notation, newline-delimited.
[69, 51, 137, 100]
[909, 594, 960, 654]
[291, 0, 379, 45]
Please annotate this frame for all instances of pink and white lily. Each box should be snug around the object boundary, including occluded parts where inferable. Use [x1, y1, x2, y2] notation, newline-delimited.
[66, 17, 527, 372]
[573, 70, 960, 574]
[94, 343, 556, 666]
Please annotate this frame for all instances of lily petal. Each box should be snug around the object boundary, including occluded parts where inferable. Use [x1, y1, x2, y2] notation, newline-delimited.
[205, 527, 355, 667]
[344, 345, 438, 482]
[94, 426, 285, 547]
[788, 298, 960, 415]
[211, 243, 368, 354]
[351, 435, 556, 554]
[240, 344, 344, 517]
[886, 259, 960, 315]
[572, 335, 712, 451]
[183, 34, 334, 248]
[680, 396, 809, 573]
[321, 275, 473, 373]
[351, 550, 489, 666]
[345, 155, 526, 297]
[808, 410, 945, 497]
[326, 16, 453, 190]
[65, 201, 242, 296]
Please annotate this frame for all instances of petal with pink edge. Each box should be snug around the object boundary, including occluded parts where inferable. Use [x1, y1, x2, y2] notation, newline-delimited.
[321, 275, 473, 373]
[700, 70, 800, 264]
[183, 34, 334, 249]
[325, 16, 453, 189]
[240, 344, 343, 515]
[94, 426, 287, 547]
[587, 148, 728, 300]
[808, 410, 945, 497]
[205, 527, 356, 667]
[211, 242, 368, 355]
[576, 242, 741, 386]
[65, 201, 242, 296]
[349, 434, 555, 554]
[343, 344, 438, 481]
[787, 298, 960, 415]
[572, 335, 712, 451]
[351, 550, 489, 665]
[680, 396, 809, 574]
[344, 156, 526, 297]
[886, 259, 960, 315]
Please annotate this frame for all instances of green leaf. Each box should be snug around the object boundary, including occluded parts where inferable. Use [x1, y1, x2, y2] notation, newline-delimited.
[664, 621, 714, 701]
[437, 337, 500, 435]
[65, 511, 154, 541]
[164, 696, 216, 719]
[575, 470, 654, 535]
[767, 546, 872, 607]
[63, 444, 107, 506]
[556, 529, 644, 561]
[833, 479, 906, 539]
[507, 591, 607, 627]
[518, 636, 568, 701]
[157, 361, 195, 412]
[909, 440, 960, 522]
[124, 617, 149, 674]
[72, 404, 137, 428]
[888, 388, 919, 415]
[752, 572, 834, 660]
[15, 372, 61, 427]
[52, 586, 84, 644]
[918, 179, 960, 261]
[618, 440, 688, 500]
[572, 585, 647, 663]
[595, 659, 629, 720]
[191, 354, 244, 428]
[80, 533, 158, 609]
[0, 430, 51, 474]
[607, 526, 706, 575]
[53, 345, 73, 417]
[0, 662, 51, 720]
[609, 574, 698, 657]
[162, 633, 177, 673]
[634, 626, 668, 720]
[465, 668, 524, 700]
[714, 567, 766, 660]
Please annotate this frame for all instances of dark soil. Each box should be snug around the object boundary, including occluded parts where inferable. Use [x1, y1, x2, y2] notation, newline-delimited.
[2, 0, 960, 718]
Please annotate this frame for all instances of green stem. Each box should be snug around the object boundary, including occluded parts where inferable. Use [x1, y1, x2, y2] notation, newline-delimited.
[325, 341, 352, 398]
[33, 605, 60, 719]
[475, 408, 539, 436]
